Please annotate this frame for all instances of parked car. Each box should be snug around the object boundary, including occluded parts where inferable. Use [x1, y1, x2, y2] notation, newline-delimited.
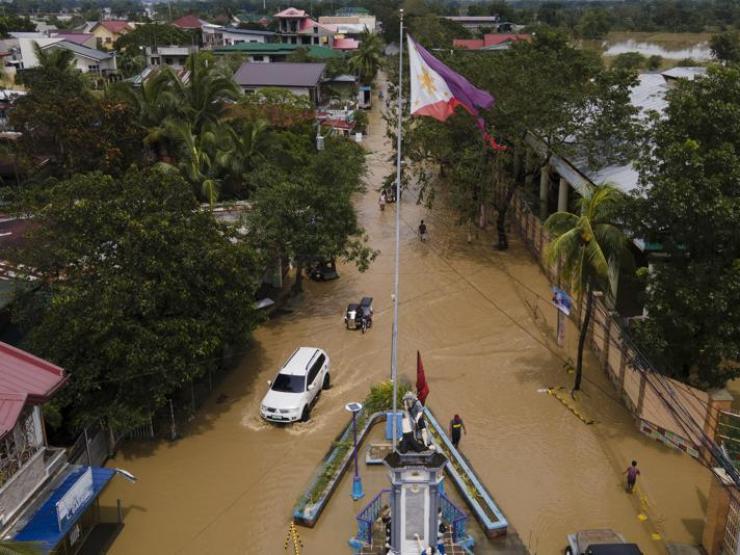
[307, 259, 339, 281]
[260, 347, 331, 423]
[565, 529, 642, 555]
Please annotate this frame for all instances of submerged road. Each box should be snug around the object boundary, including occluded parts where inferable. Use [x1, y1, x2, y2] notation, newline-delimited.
[102, 79, 710, 555]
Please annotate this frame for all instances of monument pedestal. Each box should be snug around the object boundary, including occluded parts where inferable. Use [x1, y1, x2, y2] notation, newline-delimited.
[383, 450, 447, 554]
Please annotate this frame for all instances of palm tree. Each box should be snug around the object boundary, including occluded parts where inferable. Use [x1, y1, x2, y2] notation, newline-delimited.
[544, 184, 631, 392]
[349, 31, 383, 84]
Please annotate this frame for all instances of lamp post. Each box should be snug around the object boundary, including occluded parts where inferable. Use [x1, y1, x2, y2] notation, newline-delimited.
[345, 402, 364, 501]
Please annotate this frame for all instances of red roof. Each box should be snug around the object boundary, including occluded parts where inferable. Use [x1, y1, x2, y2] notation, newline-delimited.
[453, 39, 484, 49]
[172, 14, 204, 29]
[453, 34, 530, 50]
[54, 32, 95, 45]
[321, 118, 355, 130]
[97, 20, 131, 34]
[0, 342, 66, 439]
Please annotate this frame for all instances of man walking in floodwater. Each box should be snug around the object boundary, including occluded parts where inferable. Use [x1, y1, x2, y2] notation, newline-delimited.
[625, 460, 640, 492]
[449, 414, 466, 449]
[419, 220, 428, 241]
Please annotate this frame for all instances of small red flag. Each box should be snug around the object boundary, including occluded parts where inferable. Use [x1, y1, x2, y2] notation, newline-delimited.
[416, 350, 430, 405]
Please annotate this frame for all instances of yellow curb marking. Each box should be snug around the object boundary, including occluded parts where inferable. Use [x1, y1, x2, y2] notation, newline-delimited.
[546, 388, 594, 425]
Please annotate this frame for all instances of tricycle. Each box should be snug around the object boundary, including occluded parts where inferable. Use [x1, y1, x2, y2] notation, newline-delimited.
[344, 297, 373, 333]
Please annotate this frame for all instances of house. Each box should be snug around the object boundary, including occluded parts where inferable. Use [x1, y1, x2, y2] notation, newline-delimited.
[53, 32, 97, 49]
[0, 342, 128, 553]
[18, 38, 117, 77]
[233, 62, 326, 103]
[444, 15, 502, 32]
[453, 33, 530, 51]
[214, 42, 342, 63]
[318, 15, 377, 35]
[145, 45, 197, 69]
[90, 20, 132, 49]
[171, 14, 208, 31]
[202, 26, 276, 49]
[274, 8, 337, 48]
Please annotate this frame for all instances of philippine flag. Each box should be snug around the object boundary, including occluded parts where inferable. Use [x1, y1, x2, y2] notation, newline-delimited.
[407, 35, 506, 150]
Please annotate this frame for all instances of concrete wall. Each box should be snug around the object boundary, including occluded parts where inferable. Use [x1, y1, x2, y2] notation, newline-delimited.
[503, 186, 728, 461]
[0, 449, 46, 528]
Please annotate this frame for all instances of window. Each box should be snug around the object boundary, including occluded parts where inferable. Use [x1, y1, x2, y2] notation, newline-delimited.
[234, 40, 244, 45]
[252, 55, 264, 62]
[164, 57, 173, 65]
[87, 64, 100, 73]
[307, 354, 325, 386]
[271, 374, 305, 393]
[105, 37, 111, 44]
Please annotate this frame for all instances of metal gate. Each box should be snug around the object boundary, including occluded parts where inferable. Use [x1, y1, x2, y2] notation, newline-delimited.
[723, 493, 740, 555]
[718, 411, 740, 469]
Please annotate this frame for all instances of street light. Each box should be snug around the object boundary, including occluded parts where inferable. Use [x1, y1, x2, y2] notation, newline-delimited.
[345, 402, 364, 501]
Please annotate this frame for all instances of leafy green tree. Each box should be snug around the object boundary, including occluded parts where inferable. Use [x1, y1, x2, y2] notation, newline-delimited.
[545, 185, 631, 392]
[647, 54, 663, 70]
[577, 8, 611, 39]
[114, 23, 192, 51]
[349, 30, 383, 84]
[14, 168, 262, 430]
[406, 13, 470, 49]
[612, 51, 646, 71]
[250, 137, 376, 292]
[11, 43, 143, 179]
[710, 29, 740, 63]
[629, 65, 740, 389]
[0, 16, 35, 37]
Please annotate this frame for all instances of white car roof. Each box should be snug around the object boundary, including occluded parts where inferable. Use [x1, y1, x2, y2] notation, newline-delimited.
[279, 347, 321, 376]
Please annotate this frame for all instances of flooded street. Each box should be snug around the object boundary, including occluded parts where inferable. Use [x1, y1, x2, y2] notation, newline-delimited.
[102, 82, 710, 554]
[583, 31, 713, 61]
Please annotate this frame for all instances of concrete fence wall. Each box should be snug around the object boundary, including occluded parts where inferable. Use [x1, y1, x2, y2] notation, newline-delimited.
[502, 187, 731, 461]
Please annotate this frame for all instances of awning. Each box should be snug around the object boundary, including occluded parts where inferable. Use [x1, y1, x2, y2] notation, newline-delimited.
[14, 466, 115, 551]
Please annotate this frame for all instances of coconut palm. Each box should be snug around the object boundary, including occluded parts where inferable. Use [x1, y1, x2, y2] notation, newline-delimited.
[544, 184, 631, 392]
[349, 31, 383, 84]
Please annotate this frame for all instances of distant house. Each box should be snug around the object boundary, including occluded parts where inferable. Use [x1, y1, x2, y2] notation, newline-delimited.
[444, 15, 501, 32]
[145, 45, 198, 69]
[171, 14, 208, 31]
[90, 20, 132, 49]
[18, 38, 117, 76]
[214, 42, 342, 63]
[0, 341, 128, 553]
[233, 62, 326, 103]
[453, 33, 530, 51]
[202, 26, 276, 49]
[54, 32, 97, 49]
[318, 15, 377, 35]
[275, 7, 359, 50]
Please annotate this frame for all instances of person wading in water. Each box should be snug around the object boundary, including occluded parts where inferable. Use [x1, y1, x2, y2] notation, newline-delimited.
[624, 460, 640, 492]
[449, 414, 466, 449]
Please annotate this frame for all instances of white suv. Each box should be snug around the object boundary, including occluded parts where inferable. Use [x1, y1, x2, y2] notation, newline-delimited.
[260, 347, 330, 423]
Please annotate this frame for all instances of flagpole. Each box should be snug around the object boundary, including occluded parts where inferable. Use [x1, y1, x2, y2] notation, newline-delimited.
[391, 8, 404, 453]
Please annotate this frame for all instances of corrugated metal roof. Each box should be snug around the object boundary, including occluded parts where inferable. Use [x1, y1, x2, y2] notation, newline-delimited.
[43, 40, 114, 62]
[233, 62, 326, 87]
[13, 466, 115, 549]
[0, 392, 26, 438]
[0, 342, 66, 403]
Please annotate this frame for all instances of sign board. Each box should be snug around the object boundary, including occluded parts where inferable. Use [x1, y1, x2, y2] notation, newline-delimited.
[551, 287, 572, 316]
[56, 468, 94, 532]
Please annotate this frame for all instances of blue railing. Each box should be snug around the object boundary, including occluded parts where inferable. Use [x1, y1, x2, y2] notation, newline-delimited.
[355, 488, 390, 545]
[440, 492, 468, 544]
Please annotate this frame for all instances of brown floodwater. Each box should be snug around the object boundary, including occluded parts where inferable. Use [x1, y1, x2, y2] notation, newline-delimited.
[101, 80, 710, 555]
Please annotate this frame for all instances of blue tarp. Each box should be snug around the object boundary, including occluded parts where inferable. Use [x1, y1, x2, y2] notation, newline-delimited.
[14, 466, 115, 550]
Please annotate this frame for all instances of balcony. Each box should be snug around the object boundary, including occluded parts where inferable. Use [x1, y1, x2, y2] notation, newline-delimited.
[0, 446, 66, 532]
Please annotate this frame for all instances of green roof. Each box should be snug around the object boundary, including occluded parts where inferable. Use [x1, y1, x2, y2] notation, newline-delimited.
[214, 43, 344, 59]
